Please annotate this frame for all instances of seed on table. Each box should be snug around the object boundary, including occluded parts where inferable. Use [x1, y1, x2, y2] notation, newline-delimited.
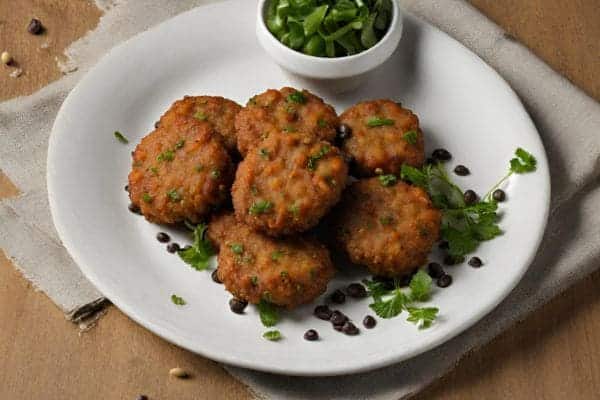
[330, 289, 346, 304]
[314, 305, 332, 320]
[432, 148, 452, 162]
[169, 367, 189, 379]
[492, 189, 506, 202]
[463, 189, 478, 205]
[27, 18, 43, 35]
[166, 242, 180, 253]
[468, 256, 483, 268]
[342, 322, 359, 335]
[156, 232, 170, 243]
[211, 269, 222, 284]
[454, 165, 470, 176]
[363, 315, 376, 329]
[304, 329, 319, 341]
[330, 310, 348, 326]
[229, 298, 247, 314]
[337, 123, 352, 140]
[346, 283, 367, 298]
[1, 51, 12, 65]
[128, 203, 141, 214]
[437, 274, 453, 288]
[427, 262, 444, 279]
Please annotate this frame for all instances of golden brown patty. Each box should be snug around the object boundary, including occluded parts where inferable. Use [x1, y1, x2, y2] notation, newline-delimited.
[128, 117, 233, 224]
[332, 178, 441, 277]
[208, 213, 335, 308]
[339, 99, 425, 176]
[235, 87, 338, 156]
[158, 95, 241, 153]
[232, 132, 348, 236]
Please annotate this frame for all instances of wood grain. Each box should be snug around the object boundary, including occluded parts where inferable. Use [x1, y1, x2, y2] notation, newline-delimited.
[0, 1, 599, 399]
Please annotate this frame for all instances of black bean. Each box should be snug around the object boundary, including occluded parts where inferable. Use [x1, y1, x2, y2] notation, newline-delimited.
[346, 283, 367, 298]
[136, 396, 148, 400]
[333, 324, 344, 331]
[330, 289, 346, 304]
[304, 329, 319, 341]
[27, 18, 43, 35]
[454, 165, 470, 176]
[427, 262, 444, 279]
[229, 298, 247, 314]
[463, 189, 478, 205]
[154, 121, 160, 129]
[437, 274, 453, 288]
[166, 243, 180, 253]
[124, 184, 129, 192]
[337, 123, 352, 140]
[425, 157, 436, 165]
[330, 310, 348, 326]
[432, 148, 452, 162]
[363, 315, 376, 329]
[438, 240, 449, 250]
[156, 232, 170, 243]
[342, 322, 359, 335]
[443, 254, 464, 265]
[492, 189, 506, 202]
[314, 305, 332, 320]
[468, 256, 483, 268]
[128, 203, 141, 214]
[211, 269, 222, 284]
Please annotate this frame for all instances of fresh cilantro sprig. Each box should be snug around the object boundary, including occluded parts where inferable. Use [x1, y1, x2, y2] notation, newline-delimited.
[177, 223, 214, 271]
[363, 270, 439, 329]
[257, 299, 280, 327]
[483, 147, 537, 200]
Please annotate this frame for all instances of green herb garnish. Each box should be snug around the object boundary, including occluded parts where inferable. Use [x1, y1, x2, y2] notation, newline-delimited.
[249, 200, 273, 215]
[177, 223, 214, 271]
[484, 147, 537, 200]
[378, 174, 397, 186]
[157, 150, 174, 162]
[317, 118, 328, 128]
[406, 307, 439, 329]
[114, 131, 129, 144]
[271, 250, 284, 261]
[263, 330, 282, 341]
[403, 130, 418, 145]
[171, 294, 186, 306]
[175, 139, 185, 149]
[149, 166, 159, 176]
[366, 117, 395, 127]
[142, 193, 153, 203]
[166, 189, 181, 202]
[230, 243, 244, 255]
[258, 299, 279, 327]
[307, 145, 331, 171]
[287, 90, 307, 104]
[193, 111, 208, 121]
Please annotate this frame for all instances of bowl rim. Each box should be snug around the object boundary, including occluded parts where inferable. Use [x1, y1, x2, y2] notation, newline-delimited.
[256, 0, 401, 63]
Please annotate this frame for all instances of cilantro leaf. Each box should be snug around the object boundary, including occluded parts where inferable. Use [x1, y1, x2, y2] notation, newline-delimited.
[369, 289, 409, 319]
[263, 330, 282, 341]
[406, 307, 438, 329]
[178, 223, 214, 271]
[403, 130, 418, 145]
[258, 300, 279, 327]
[378, 174, 397, 187]
[510, 148, 537, 173]
[171, 294, 186, 306]
[409, 270, 432, 302]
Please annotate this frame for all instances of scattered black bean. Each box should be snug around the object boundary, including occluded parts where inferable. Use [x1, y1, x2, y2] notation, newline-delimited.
[330, 310, 348, 326]
[156, 232, 170, 243]
[346, 283, 367, 298]
[438, 240, 449, 250]
[463, 189, 478, 205]
[154, 121, 160, 129]
[437, 274, 453, 288]
[27, 18, 43, 35]
[468, 256, 483, 268]
[454, 165, 470, 176]
[211, 269, 222, 284]
[304, 329, 319, 341]
[314, 305, 332, 320]
[492, 189, 506, 202]
[427, 262, 445, 279]
[373, 275, 395, 290]
[166, 243, 180, 253]
[337, 123, 352, 140]
[432, 148, 452, 162]
[128, 203, 141, 214]
[124, 184, 129, 192]
[333, 324, 344, 331]
[330, 289, 346, 304]
[342, 321, 359, 335]
[229, 298, 247, 314]
[136, 396, 148, 400]
[443, 254, 464, 265]
[363, 315, 376, 329]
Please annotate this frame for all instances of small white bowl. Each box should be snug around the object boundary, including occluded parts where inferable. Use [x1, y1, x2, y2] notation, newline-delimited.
[256, 0, 403, 83]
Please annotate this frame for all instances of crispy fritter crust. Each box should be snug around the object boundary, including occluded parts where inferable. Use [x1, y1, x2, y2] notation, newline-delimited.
[128, 116, 233, 224]
[339, 100, 425, 176]
[208, 213, 335, 308]
[232, 132, 348, 236]
[159, 95, 241, 154]
[235, 87, 338, 156]
[333, 178, 441, 277]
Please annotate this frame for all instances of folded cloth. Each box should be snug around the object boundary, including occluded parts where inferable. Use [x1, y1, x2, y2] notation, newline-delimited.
[1, 1, 598, 399]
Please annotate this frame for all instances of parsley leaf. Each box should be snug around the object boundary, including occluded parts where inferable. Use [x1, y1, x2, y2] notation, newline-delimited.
[258, 300, 279, 327]
[230, 243, 244, 255]
[167, 189, 182, 202]
[510, 148, 537, 173]
[403, 130, 418, 145]
[307, 145, 331, 171]
[378, 174, 397, 187]
[263, 330, 282, 341]
[177, 223, 214, 271]
[249, 200, 273, 215]
[171, 294, 186, 306]
[409, 270, 432, 302]
[114, 131, 129, 144]
[366, 117, 395, 127]
[406, 307, 438, 329]
[369, 289, 409, 319]
[287, 90, 306, 104]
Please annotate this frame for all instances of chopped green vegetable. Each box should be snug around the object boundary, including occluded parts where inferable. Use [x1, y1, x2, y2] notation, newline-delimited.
[317, 118, 328, 127]
[249, 200, 273, 215]
[369, 288, 409, 318]
[114, 131, 129, 144]
[171, 294, 186, 306]
[157, 150, 174, 162]
[142, 193, 153, 203]
[193, 111, 208, 121]
[251, 275, 259, 286]
[175, 139, 185, 149]
[258, 300, 279, 327]
[307, 145, 331, 171]
[230, 243, 244, 255]
[403, 130, 418, 145]
[288, 203, 300, 216]
[166, 189, 182, 202]
[406, 307, 438, 329]
[177, 223, 214, 271]
[287, 90, 307, 104]
[409, 270, 432, 302]
[378, 174, 397, 187]
[149, 166, 159, 176]
[366, 117, 394, 127]
[271, 249, 284, 261]
[263, 330, 282, 341]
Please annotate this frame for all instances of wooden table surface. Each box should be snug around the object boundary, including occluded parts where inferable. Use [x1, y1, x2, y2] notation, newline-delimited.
[1, 1, 599, 399]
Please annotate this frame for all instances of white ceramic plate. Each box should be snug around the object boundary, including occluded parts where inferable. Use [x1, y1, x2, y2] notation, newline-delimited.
[47, 0, 550, 376]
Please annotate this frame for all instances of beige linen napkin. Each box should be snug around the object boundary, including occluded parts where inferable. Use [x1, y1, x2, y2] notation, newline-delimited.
[1, 0, 599, 398]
